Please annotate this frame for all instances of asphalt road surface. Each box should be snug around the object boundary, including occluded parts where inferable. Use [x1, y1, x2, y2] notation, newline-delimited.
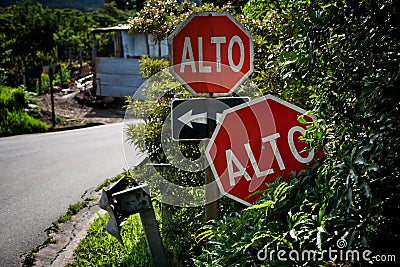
[0, 121, 143, 266]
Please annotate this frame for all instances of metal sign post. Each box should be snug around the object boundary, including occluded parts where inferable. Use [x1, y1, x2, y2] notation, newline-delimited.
[171, 97, 249, 221]
[168, 11, 254, 221]
[205, 95, 218, 221]
[43, 64, 59, 127]
[99, 179, 167, 266]
[49, 67, 56, 128]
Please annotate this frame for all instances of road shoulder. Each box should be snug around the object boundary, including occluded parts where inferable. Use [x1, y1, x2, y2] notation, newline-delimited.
[23, 190, 104, 266]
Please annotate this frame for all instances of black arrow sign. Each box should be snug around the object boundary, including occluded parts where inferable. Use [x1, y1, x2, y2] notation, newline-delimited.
[171, 97, 249, 140]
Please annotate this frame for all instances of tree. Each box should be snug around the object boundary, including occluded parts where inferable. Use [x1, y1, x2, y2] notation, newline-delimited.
[1, 0, 134, 89]
[0, 1, 56, 89]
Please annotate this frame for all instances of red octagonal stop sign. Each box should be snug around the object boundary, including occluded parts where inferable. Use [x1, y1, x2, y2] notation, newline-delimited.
[205, 95, 324, 206]
[168, 12, 254, 96]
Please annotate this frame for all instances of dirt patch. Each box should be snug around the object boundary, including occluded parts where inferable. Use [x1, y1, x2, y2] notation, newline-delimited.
[36, 90, 126, 128]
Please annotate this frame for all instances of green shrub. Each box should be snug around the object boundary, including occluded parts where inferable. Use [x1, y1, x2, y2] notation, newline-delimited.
[38, 72, 50, 95]
[124, 56, 207, 266]
[0, 109, 49, 135]
[0, 85, 28, 110]
[195, 0, 400, 265]
[139, 55, 169, 80]
[0, 85, 49, 135]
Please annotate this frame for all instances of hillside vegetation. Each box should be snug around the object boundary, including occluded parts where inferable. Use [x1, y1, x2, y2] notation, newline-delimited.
[0, 0, 134, 134]
[0, 0, 134, 91]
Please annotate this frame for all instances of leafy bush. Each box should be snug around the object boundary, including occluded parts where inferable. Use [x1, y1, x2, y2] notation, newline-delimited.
[128, 0, 231, 43]
[302, 0, 400, 257]
[0, 110, 49, 135]
[195, 0, 400, 265]
[0, 85, 27, 110]
[0, 85, 49, 135]
[124, 55, 206, 266]
[138, 55, 169, 80]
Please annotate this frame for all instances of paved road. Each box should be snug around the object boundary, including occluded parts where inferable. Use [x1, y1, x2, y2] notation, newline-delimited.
[0, 122, 143, 266]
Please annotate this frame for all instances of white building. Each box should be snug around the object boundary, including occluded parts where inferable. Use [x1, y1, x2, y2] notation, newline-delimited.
[91, 24, 168, 98]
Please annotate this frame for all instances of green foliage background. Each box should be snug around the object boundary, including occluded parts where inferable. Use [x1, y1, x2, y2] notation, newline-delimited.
[0, 0, 133, 90]
[0, 0, 138, 134]
[196, 0, 400, 266]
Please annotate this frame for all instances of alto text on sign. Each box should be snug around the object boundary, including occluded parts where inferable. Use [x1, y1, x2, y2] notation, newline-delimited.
[205, 95, 324, 206]
[180, 36, 246, 73]
[168, 12, 254, 96]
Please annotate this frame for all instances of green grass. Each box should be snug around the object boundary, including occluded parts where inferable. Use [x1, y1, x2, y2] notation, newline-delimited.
[22, 197, 98, 266]
[0, 110, 50, 135]
[68, 212, 151, 266]
[95, 173, 125, 191]
[70, 171, 205, 267]
[85, 196, 98, 201]
[51, 201, 88, 230]
[0, 85, 49, 136]
[69, 171, 153, 266]
[95, 169, 139, 192]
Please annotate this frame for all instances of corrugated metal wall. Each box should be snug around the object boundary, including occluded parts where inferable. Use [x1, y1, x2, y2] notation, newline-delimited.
[94, 32, 168, 98]
[95, 57, 145, 98]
